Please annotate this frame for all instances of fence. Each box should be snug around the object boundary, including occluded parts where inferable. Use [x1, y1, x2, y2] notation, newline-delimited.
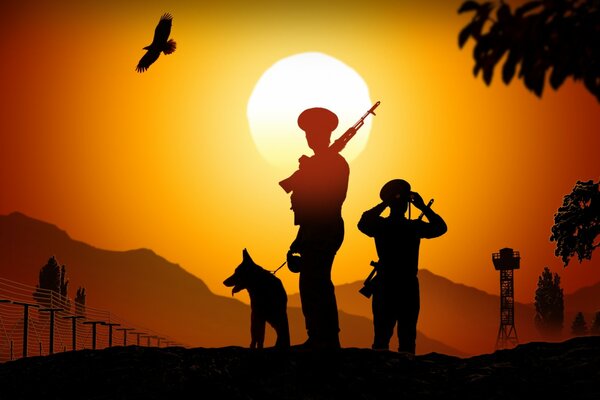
[0, 277, 185, 363]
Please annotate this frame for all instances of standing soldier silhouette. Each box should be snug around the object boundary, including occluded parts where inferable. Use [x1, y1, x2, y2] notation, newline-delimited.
[280, 107, 349, 349]
[358, 179, 447, 355]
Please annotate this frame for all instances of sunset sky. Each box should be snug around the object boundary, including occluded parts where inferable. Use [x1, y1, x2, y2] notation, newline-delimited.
[1, 0, 598, 308]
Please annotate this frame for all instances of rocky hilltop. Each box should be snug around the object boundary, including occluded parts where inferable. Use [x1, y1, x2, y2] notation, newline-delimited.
[0, 336, 598, 399]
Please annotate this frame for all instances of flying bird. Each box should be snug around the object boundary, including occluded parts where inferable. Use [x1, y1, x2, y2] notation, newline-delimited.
[136, 13, 176, 73]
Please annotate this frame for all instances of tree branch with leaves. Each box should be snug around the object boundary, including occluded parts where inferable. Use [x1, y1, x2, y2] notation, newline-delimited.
[458, 0, 600, 102]
[550, 180, 599, 266]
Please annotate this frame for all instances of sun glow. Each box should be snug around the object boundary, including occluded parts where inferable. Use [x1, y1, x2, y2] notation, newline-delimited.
[247, 52, 373, 169]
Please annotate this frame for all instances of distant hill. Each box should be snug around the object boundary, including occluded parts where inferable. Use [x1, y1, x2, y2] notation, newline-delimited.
[0, 212, 462, 355]
[564, 281, 600, 314]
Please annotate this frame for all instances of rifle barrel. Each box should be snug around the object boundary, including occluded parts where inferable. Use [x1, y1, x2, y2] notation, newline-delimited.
[368, 101, 381, 115]
[281, 101, 381, 191]
[353, 101, 381, 129]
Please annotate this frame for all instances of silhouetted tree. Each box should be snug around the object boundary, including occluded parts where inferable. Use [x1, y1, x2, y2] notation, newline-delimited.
[534, 267, 564, 336]
[571, 312, 588, 336]
[75, 287, 86, 317]
[458, 0, 600, 102]
[60, 265, 68, 298]
[33, 256, 70, 309]
[591, 311, 600, 335]
[550, 180, 599, 266]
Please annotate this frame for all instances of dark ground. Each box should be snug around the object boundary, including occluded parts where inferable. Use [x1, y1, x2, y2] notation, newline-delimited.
[1, 336, 598, 400]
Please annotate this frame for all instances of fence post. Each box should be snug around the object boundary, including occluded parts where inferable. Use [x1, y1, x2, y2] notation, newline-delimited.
[132, 332, 145, 346]
[40, 308, 63, 355]
[116, 328, 134, 346]
[62, 315, 85, 351]
[83, 321, 105, 350]
[12, 302, 40, 358]
[0, 299, 10, 360]
[104, 323, 120, 347]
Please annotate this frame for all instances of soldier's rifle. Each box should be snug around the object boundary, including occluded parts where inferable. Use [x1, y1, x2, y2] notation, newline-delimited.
[279, 101, 381, 193]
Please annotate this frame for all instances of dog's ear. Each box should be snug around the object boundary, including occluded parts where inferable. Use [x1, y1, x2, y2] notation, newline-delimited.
[242, 248, 253, 263]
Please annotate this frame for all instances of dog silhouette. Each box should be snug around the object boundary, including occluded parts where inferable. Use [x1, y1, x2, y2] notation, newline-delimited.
[223, 249, 290, 349]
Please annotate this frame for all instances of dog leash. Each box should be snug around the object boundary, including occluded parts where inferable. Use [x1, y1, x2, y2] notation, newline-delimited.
[271, 260, 287, 275]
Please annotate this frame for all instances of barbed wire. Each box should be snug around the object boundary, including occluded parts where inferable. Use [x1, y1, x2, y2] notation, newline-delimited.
[0, 277, 186, 362]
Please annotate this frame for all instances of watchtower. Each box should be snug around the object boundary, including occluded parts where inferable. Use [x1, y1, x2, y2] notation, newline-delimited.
[492, 248, 520, 350]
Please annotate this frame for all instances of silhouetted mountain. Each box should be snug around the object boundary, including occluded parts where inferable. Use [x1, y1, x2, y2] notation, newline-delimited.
[0, 212, 460, 355]
[290, 271, 553, 355]
[564, 282, 600, 313]
[1, 337, 598, 399]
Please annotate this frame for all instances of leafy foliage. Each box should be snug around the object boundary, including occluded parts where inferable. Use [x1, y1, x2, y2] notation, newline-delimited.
[571, 311, 588, 335]
[458, 0, 600, 101]
[550, 180, 599, 266]
[38, 256, 61, 292]
[534, 267, 564, 336]
[33, 256, 70, 309]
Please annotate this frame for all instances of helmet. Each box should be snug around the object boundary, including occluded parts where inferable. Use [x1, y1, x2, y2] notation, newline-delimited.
[298, 107, 339, 133]
[380, 179, 411, 203]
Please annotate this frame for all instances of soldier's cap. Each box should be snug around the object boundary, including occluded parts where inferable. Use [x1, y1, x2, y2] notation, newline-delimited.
[298, 107, 339, 134]
[380, 179, 411, 203]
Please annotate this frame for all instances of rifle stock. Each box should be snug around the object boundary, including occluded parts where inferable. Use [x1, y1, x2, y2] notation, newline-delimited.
[359, 260, 380, 298]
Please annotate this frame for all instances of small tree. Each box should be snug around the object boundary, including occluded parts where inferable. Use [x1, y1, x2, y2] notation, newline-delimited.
[534, 267, 564, 336]
[33, 256, 70, 310]
[75, 287, 86, 317]
[38, 256, 61, 290]
[591, 311, 600, 336]
[571, 312, 588, 336]
[550, 180, 599, 266]
[60, 265, 68, 298]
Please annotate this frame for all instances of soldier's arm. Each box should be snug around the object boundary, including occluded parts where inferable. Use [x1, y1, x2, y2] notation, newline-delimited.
[418, 207, 448, 239]
[410, 192, 447, 238]
[358, 202, 387, 237]
[312, 156, 350, 216]
[332, 158, 350, 205]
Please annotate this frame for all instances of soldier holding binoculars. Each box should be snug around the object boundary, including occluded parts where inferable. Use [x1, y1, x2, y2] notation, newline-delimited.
[358, 179, 447, 355]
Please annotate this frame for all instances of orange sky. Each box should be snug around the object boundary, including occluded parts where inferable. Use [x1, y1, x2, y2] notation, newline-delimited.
[1, 0, 598, 308]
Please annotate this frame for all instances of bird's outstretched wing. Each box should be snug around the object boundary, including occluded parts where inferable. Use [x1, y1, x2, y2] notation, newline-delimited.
[151, 13, 172, 46]
[136, 49, 161, 73]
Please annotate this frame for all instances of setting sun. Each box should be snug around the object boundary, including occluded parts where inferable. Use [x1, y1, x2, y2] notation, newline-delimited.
[247, 52, 374, 169]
